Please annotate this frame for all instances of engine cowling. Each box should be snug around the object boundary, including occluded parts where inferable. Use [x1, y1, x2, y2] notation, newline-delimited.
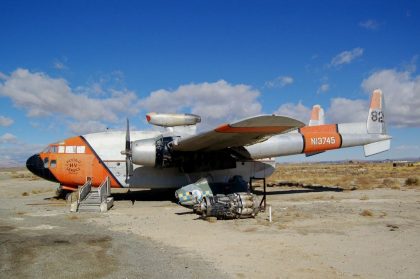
[131, 137, 173, 167]
[146, 113, 201, 127]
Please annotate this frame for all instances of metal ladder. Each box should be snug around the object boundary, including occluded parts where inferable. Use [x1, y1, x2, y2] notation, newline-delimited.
[70, 177, 114, 213]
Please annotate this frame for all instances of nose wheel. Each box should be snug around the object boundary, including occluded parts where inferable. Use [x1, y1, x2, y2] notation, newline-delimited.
[55, 186, 72, 200]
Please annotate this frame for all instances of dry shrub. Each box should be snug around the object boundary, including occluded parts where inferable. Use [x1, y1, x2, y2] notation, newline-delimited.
[12, 173, 25, 179]
[360, 209, 373, 217]
[277, 224, 287, 230]
[405, 177, 419, 186]
[360, 195, 369, 200]
[383, 178, 400, 189]
[356, 177, 373, 189]
[269, 162, 420, 190]
[21, 192, 29, 196]
[68, 214, 79, 220]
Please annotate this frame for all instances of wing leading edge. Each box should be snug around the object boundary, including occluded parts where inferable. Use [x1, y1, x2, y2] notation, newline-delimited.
[172, 115, 305, 152]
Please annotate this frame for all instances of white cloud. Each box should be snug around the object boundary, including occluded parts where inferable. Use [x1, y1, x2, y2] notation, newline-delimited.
[317, 83, 330, 94]
[53, 61, 67, 70]
[0, 72, 7, 80]
[69, 120, 108, 134]
[359, 19, 380, 30]
[273, 101, 311, 123]
[327, 98, 368, 123]
[0, 115, 14, 127]
[0, 133, 18, 144]
[273, 97, 368, 124]
[0, 68, 141, 134]
[362, 68, 420, 127]
[273, 67, 420, 127]
[0, 141, 45, 167]
[265, 76, 294, 88]
[330, 48, 364, 67]
[140, 80, 262, 129]
[53, 57, 68, 70]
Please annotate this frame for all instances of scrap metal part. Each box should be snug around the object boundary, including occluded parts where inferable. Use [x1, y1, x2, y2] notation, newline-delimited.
[195, 192, 259, 219]
[175, 177, 213, 206]
[175, 175, 249, 207]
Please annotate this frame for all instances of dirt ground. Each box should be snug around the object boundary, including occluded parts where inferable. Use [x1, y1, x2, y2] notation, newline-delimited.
[1, 164, 420, 278]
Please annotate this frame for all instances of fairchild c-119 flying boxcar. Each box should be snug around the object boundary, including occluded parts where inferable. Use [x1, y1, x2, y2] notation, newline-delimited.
[27, 89, 391, 216]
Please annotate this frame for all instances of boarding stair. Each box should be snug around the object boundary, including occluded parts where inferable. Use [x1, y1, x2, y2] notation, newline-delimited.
[70, 177, 114, 213]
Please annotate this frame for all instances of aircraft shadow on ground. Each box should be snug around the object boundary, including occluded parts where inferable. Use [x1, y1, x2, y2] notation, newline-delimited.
[252, 185, 344, 196]
[111, 189, 178, 203]
[110, 184, 344, 204]
[45, 184, 345, 202]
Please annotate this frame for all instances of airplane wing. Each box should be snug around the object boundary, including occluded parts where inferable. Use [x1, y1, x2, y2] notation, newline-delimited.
[171, 115, 305, 152]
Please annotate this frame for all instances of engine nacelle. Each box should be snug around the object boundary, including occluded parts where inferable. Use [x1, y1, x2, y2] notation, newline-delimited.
[131, 137, 173, 167]
[146, 113, 201, 127]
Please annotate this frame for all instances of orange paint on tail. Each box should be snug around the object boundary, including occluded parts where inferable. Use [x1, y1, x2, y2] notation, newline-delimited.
[311, 106, 320, 121]
[370, 90, 382, 109]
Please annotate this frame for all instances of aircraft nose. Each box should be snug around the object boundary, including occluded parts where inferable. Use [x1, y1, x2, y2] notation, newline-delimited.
[26, 154, 58, 183]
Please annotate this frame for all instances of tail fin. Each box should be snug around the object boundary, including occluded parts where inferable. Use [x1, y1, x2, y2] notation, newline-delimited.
[364, 89, 391, 156]
[367, 89, 386, 134]
[309, 105, 325, 126]
[306, 104, 325, 157]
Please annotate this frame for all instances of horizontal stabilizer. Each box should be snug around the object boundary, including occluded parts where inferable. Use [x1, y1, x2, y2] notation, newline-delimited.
[364, 139, 391, 157]
[305, 151, 325, 157]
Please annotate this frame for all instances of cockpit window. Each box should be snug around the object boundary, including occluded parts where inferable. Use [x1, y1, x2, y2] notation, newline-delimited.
[43, 157, 49, 168]
[50, 146, 58, 153]
[65, 146, 77, 153]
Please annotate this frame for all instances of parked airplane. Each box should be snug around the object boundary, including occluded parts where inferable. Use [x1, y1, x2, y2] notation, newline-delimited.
[26, 89, 391, 201]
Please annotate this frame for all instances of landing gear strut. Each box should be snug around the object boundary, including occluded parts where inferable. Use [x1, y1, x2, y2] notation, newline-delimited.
[55, 186, 72, 200]
[249, 177, 266, 211]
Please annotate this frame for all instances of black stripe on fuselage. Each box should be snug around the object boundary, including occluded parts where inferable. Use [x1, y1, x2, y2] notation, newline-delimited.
[80, 136, 124, 188]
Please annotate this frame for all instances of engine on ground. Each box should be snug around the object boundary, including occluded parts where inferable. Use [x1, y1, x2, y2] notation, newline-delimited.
[195, 192, 259, 219]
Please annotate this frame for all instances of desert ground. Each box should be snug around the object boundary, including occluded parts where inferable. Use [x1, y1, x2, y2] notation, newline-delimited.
[1, 162, 419, 278]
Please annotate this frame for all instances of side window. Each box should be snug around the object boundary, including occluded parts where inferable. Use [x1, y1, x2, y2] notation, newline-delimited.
[50, 160, 57, 168]
[77, 146, 86, 154]
[58, 146, 65, 153]
[51, 146, 58, 153]
[43, 157, 49, 168]
[65, 146, 76, 153]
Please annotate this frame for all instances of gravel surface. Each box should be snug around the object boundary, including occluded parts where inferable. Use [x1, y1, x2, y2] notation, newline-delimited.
[0, 173, 228, 279]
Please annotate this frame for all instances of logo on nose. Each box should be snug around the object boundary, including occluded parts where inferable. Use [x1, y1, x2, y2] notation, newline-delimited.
[65, 158, 81, 174]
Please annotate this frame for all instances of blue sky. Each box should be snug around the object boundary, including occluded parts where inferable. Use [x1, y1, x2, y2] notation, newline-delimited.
[0, 0, 419, 166]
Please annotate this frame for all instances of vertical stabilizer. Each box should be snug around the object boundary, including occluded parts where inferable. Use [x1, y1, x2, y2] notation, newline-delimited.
[306, 104, 326, 157]
[367, 89, 386, 134]
[309, 105, 325, 126]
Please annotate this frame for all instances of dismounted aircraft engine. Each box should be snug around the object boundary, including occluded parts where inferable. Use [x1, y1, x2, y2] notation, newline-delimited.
[195, 192, 260, 219]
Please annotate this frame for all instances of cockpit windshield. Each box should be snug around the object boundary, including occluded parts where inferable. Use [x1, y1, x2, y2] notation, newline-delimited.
[41, 145, 59, 153]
